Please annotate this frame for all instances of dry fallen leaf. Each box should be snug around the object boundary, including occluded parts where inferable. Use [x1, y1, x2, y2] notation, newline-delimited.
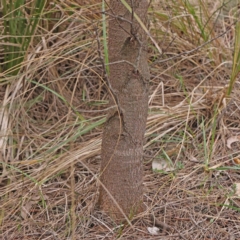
[147, 226, 160, 235]
[152, 159, 175, 172]
[235, 183, 240, 197]
[233, 158, 240, 165]
[227, 136, 240, 149]
[21, 201, 34, 220]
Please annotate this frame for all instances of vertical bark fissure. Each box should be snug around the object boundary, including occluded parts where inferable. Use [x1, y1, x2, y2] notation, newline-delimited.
[99, 0, 150, 221]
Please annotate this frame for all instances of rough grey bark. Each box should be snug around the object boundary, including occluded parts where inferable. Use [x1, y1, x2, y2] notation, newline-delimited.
[99, 0, 150, 220]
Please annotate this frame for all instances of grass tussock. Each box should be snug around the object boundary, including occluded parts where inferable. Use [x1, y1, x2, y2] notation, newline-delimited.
[1, 0, 240, 239]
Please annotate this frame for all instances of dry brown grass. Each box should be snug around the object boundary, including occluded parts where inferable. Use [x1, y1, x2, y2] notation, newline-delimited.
[1, 0, 240, 239]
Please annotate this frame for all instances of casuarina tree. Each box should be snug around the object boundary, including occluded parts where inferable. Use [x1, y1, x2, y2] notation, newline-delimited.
[99, 0, 150, 221]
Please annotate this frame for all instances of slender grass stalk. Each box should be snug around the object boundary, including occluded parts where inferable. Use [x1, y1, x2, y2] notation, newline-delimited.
[227, 19, 240, 96]
[120, 0, 162, 54]
[102, 0, 109, 75]
[208, 105, 218, 161]
[162, 148, 174, 169]
[201, 117, 209, 170]
[70, 160, 76, 240]
[201, 107, 218, 171]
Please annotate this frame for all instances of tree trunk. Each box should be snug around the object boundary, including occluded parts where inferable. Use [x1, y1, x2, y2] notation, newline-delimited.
[99, 0, 150, 221]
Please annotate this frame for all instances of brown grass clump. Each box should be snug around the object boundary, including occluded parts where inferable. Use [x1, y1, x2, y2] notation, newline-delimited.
[1, 0, 240, 239]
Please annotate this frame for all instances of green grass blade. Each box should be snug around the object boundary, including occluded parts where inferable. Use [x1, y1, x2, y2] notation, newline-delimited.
[44, 117, 106, 155]
[0, 162, 39, 184]
[2, 0, 46, 75]
[30, 80, 85, 121]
